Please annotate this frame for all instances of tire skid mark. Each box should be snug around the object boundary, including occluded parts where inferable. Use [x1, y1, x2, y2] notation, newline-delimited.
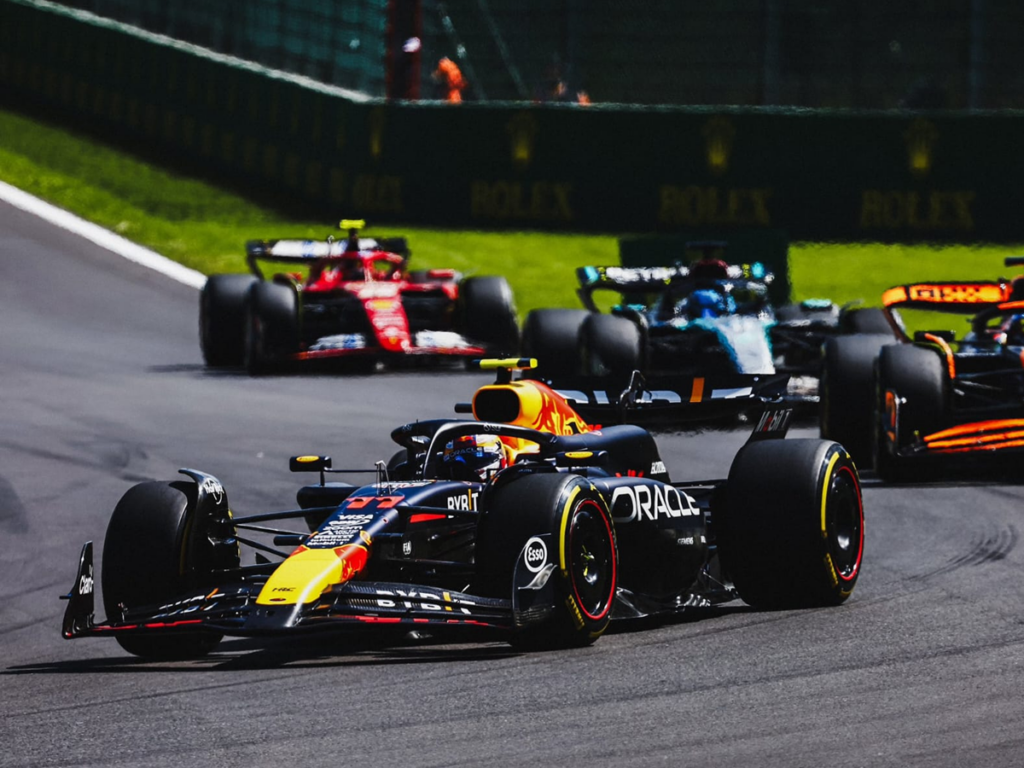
[0, 475, 30, 534]
[910, 523, 1018, 580]
[0, 438, 151, 480]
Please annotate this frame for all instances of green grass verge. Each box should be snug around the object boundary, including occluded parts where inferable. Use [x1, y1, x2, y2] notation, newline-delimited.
[1, 107, 1021, 320]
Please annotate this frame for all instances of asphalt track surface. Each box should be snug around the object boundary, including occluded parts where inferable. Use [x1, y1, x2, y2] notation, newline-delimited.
[4, 200, 1024, 768]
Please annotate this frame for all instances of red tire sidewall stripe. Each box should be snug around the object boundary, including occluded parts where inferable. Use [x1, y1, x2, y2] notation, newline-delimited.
[569, 497, 617, 622]
[835, 462, 864, 583]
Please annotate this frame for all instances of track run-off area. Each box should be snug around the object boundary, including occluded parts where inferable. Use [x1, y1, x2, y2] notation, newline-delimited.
[3, 198, 1024, 767]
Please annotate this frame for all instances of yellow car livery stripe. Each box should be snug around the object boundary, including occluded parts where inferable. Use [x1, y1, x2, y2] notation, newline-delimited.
[256, 545, 367, 606]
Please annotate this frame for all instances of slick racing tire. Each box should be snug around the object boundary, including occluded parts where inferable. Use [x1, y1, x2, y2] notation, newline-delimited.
[723, 439, 864, 609]
[841, 307, 894, 336]
[874, 343, 949, 482]
[102, 481, 236, 659]
[476, 473, 617, 649]
[820, 333, 894, 467]
[458, 276, 520, 356]
[244, 281, 299, 375]
[580, 313, 642, 379]
[200, 274, 257, 367]
[520, 308, 589, 379]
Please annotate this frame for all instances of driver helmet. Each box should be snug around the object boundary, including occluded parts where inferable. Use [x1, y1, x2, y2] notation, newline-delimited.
[441, 434, 508, 481]
[338, 255, 365, 281]
[1006, 314, 1024, 345]
[686, 240, 730, 279]
[687, 288, 730, 319]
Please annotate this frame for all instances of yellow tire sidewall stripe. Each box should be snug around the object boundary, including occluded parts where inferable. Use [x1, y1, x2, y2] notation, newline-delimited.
[559, 485, 582, 576]
[819, 450, 840, 537]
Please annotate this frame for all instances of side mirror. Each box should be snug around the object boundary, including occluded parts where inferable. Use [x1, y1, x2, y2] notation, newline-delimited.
[553, 450, 608, 468]
[290, 455, 332, 473]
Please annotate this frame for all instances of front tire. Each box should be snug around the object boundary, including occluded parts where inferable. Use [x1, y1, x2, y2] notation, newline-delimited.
[244, 281, 299, 374]
[200, 274, 257, 367]
[102, 481, 234, 658]
[874, 343, 949, 481]
[722, 439, 864, 609]
[820, 334, 894, 467]
[476, 473, 617, 649]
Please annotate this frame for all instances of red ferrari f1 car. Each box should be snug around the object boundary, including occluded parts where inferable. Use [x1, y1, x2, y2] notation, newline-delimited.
[200, 220, 519, 373]
[61, 360, 864, 658]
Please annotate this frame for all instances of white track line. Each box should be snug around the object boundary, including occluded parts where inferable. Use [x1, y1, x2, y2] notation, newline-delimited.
[0, 179, 206, 289]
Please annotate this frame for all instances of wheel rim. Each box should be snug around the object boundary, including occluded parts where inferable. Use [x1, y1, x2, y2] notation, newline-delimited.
[826, 464, 863, 581]
[568, 499, 616, 621]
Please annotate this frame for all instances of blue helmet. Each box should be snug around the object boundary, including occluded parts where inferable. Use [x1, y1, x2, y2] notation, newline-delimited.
[686, 288, 731, 319]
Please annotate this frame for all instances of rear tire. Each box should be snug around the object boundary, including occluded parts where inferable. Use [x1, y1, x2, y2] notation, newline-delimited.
[520, 308, 589, 379]
[842, 307, 894, 335]
[476, 473, 617, 649]
[874, 344, 949, 481]
[458, 276, 519, 356]
[820, 334, 894, 467]
[722, 439, 864, 609]
[102, 481, 234, 658]
[580, 313, 642, 378]
[200, 274, 257, 367]
[244, 281, 299, 374]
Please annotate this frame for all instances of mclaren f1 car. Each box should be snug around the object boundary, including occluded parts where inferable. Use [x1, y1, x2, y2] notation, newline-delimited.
[822, 259, 1024, 480]
[199, 220, 519, 373]
[61, 360, 864, 659]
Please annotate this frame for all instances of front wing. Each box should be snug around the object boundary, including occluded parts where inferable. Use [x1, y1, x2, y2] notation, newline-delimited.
[897, 418, 1024, 457]
[882, 389, 1024, 464]
[61, 542, 551, 644]
[294, 333, 486, 362]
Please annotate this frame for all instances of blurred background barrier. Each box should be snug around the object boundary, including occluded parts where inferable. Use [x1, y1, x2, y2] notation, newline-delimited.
[39, 0, 1024, 109]
[2, 0, 1022, 242]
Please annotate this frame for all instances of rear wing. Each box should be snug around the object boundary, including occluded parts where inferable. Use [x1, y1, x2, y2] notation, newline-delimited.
[576, 264, 773, 312]
[881, 282, 1010, 314]
[880, 281, 1011, 341]
[551, 370, 790, 429]
[245, 237, 409, 278]
[462, 360, 789, 432]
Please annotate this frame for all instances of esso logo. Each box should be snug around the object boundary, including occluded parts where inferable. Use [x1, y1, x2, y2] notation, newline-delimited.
[523, 536, 547, 573]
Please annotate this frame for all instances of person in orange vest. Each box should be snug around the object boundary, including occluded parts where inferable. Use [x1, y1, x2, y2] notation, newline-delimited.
[432, 57, 467, 103]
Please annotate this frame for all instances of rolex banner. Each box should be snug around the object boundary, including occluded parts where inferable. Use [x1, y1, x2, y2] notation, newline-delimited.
[1, 0, 1018, 243]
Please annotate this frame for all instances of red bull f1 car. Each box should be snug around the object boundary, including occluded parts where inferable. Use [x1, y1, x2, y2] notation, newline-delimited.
[200, 221, 519, 373]
[822, 258, 1024, 480]
[61, 360, 864, 658]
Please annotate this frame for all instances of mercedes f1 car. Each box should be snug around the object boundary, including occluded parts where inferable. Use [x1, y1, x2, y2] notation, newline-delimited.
[822, 258, 1024, 480]
[61, 360, 864, 659]
[520, 242, 889, 404]
[200, 220, 519, 373]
